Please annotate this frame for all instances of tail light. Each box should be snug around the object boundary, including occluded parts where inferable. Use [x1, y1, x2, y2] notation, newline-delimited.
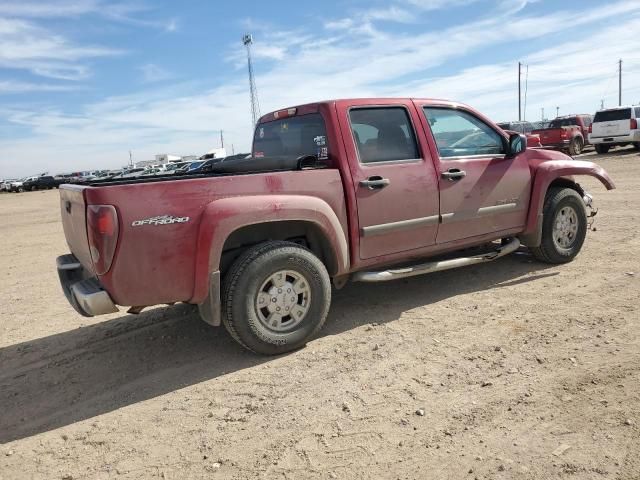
[588, 124, 592, 134]
[560, 130, 568, 139]
[87, 205, 119, 275]
[631, 118, 638, 130]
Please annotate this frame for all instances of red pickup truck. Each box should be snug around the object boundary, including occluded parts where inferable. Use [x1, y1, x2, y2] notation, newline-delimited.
[57, 98, 614, 354]
[532, 115, 593, 155]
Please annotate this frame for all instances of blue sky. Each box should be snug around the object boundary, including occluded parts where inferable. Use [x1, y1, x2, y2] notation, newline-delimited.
[1, 0, 639, 177]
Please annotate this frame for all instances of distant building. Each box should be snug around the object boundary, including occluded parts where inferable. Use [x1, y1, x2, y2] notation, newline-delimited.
[155, 154, 182, 164]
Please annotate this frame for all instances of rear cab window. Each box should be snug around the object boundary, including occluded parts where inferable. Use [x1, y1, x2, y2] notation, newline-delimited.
[348, 107, 420, 163]
[593, 109, 631, 122]
[253, 113, 329, 162]
[549, 117, 578, 128]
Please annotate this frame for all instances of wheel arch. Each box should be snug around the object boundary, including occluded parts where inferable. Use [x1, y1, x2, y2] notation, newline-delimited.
[190, 194, 349, 306]
[520, 160, 615, 246]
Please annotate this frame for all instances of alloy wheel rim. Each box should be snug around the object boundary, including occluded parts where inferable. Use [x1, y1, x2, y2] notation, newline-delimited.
[552, 206, 579, 251]
[255, 270, 311, 332]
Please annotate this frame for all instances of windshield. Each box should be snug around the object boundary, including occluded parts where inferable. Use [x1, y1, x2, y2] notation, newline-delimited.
[253, 113, 328, 161]
[594, 109, 631, 122]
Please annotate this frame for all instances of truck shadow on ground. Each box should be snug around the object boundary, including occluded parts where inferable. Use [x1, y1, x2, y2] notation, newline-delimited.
[0, 251, 558, 444]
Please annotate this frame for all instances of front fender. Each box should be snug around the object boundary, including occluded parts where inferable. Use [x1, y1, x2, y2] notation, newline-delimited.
[189, 194, 349, 304]
[523, 160, 615, 237]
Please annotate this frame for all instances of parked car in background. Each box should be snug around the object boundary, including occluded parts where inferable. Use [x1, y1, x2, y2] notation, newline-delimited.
[589, 106, 640, 154]
[532, 115, 592, 156]
[178, 161, 205, 173]
[195, 153, 252, 172]
[497, 121, 541, 148]
[56, 97, 614, 355]
[8, 179, 25, 192]
[22, 175, 59, 191]
[1, 179, 17, 192]
[496, 120, 535, 135]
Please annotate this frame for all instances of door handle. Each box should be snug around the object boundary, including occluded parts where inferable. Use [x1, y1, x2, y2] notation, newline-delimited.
[441, 169, 466, 181]
[360, 176, 390, 190]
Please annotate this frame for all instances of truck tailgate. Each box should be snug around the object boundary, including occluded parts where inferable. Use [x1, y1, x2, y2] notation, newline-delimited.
[59, 185, 94, 273]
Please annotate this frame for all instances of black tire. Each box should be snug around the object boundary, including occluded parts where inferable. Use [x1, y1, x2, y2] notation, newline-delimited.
[633, 142, 640, 151]
[221, 240, 331, 355]
[530, 187, 587, 264]
[568, 136, 583, 156]
[595, 144, 610, 154]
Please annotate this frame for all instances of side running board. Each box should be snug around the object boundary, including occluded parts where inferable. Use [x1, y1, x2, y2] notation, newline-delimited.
[352, 238, 521, 283]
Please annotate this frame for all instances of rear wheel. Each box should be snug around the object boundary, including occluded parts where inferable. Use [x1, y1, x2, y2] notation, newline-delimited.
[221, 241, 331, 355]
[595, 144, 610, 154]
[633, 142, 640, 150]
[569, 136, 583, 156]
[530, 187, 587, 264]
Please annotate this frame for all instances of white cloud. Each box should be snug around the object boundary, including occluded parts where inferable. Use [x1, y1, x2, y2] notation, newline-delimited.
[139, 63, 173, 83]
[0, 17, 122, 80]
[1, 0, 640, 177]
[0, 80, 79, 93]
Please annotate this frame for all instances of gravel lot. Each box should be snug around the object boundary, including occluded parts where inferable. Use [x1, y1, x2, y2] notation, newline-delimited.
[1, 147, 639, 479]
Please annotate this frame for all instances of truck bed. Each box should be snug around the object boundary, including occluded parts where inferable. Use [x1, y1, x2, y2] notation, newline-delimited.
[60, 167, 347, 308]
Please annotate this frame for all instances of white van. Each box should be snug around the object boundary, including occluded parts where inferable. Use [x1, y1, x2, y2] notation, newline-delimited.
[589, 106, 640, 154]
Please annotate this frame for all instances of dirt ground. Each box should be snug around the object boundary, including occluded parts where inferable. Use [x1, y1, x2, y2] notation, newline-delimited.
[1, 147, 639, 480]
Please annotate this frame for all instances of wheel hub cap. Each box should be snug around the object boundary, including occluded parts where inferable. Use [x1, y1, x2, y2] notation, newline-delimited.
[553, 206, 579, 250]
[256, 270, 311, 332]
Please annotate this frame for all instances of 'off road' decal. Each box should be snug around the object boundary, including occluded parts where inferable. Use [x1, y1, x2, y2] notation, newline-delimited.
[131, 215, 190, 227]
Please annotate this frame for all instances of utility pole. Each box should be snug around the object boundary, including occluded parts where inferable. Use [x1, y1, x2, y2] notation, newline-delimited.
[618, 58, 622, 106]
[518, 62, 522, 121]
[601, 99, 604, 110]
[556, 106, 559, 118]
[129, 150, 133, 168]
[220, 130, 224, 148]
[243, 34, 261, 127]
[541, 107, 544, 121]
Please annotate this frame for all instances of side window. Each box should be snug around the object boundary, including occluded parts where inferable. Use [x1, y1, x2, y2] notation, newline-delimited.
[423, 107, 505, 158]
[349, 107, 419, 163]
[634, 107, 640, 118]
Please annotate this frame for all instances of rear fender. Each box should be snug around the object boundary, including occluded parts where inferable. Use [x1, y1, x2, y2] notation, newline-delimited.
[521, 160, 615, 245]
[190, 195, 349, 305]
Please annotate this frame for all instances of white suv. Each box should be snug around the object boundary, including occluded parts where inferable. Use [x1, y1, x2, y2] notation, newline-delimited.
[589, 105, 640, 154]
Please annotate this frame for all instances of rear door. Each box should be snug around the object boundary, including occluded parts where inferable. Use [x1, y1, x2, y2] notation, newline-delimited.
[592, 108, 632, 138]
[418, 104, 531, 244]
[336, 100, 440, 260]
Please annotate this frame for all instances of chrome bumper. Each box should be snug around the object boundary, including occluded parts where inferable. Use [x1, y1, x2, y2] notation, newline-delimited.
[56, 254, 118, 317]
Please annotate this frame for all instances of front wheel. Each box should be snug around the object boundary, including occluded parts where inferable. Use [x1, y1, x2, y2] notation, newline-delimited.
[595, 144, 610, 154]
[530, 188, 587, 264]
[221, 241, 331, 355]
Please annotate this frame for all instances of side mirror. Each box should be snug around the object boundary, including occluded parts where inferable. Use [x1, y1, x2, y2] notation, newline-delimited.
[507, 133, 527, 157]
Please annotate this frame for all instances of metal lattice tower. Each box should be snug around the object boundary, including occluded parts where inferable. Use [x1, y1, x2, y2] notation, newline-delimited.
[243, 34, 261, 127]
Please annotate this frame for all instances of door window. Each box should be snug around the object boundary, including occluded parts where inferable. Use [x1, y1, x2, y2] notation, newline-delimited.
[349, 107, 419, 163]
[423, 107, 505, 158]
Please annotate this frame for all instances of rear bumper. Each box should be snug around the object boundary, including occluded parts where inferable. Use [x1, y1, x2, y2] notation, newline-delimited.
[56, 254, 118, 317]
[589, 131, 640, 144]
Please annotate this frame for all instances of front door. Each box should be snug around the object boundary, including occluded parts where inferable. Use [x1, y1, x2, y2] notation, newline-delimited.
[337, 101, 440, 260]
[419, 105, 531, 244]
